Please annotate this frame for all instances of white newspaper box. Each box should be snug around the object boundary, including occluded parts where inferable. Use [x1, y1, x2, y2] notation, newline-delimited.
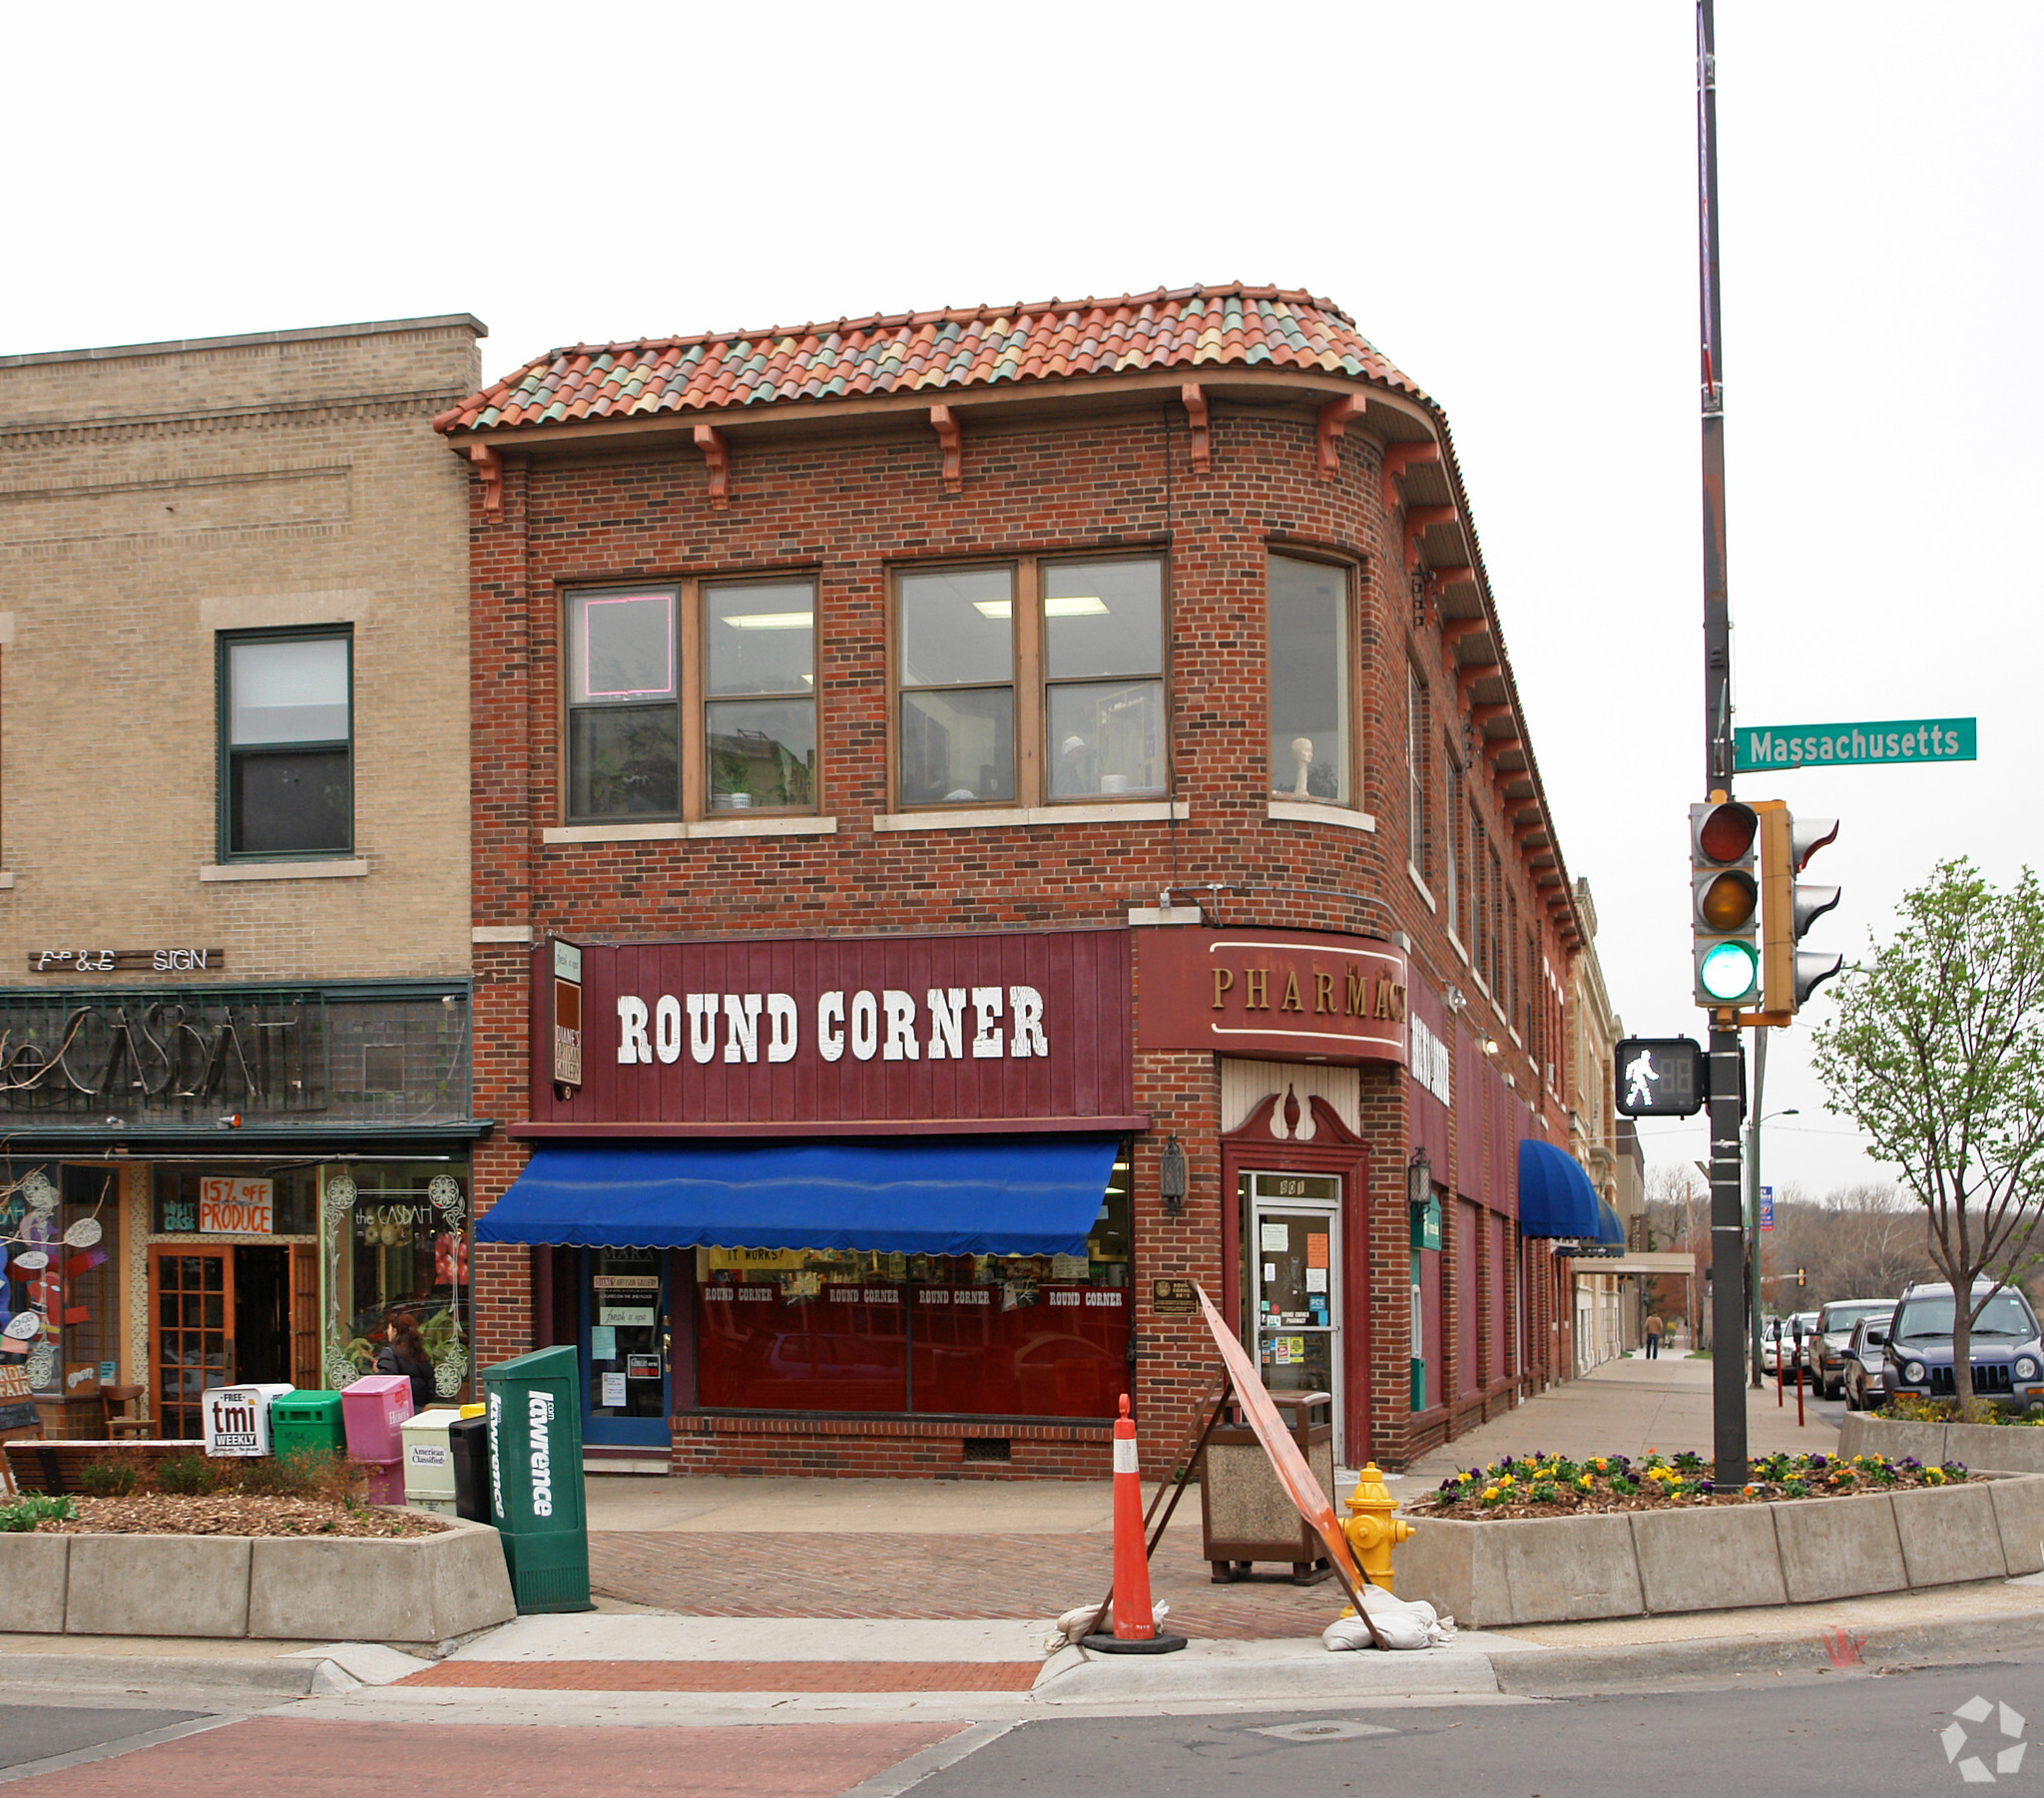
[202, 1384, 294, 1457]
[401, 1407, 464, 1514]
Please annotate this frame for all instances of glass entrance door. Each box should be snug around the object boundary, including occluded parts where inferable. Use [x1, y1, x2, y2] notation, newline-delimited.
[151, 1248, 234, 1440]
[1246, 1172, 1342, 1460]
[582, 1247, 669, 1447]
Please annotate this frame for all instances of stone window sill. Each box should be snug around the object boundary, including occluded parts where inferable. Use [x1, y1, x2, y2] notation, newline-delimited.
[873, 800, 1188, 833]
[1407, 864, 1436, 911]
[542, 816, 839, 845]
[1267, 799, 1377, 832]
[0, 872, 13, 891]
[200, 859, 368, 883]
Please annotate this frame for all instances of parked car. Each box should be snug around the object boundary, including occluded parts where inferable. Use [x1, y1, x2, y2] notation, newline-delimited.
[1814, 1297, 1895, 1399]
[1883, 1282, 2044, 1412]
[1785, 1311, 1820, 1372]
[1841, 1310, 1894, 1410]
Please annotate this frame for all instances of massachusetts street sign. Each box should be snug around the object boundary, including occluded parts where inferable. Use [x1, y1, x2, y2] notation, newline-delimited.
[1615, 1036, 1707, 1118]
[1735, 716, 1976, 773]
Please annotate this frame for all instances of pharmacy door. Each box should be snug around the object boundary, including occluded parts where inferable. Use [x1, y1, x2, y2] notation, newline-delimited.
[580, 1247, 670, 1447]
[1246, 1172, 1343, 1462]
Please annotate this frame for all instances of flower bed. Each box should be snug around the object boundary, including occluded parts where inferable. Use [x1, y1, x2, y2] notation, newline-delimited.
[1415, 1449, 1964, 1522]
[1390, 1461, 2044, 1628]
[1883, 1394, 2044, 1426]
[19, 1493, 442, 1539]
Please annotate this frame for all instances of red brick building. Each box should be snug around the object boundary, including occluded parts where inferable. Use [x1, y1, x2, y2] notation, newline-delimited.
[436, 285, 1592, 1479]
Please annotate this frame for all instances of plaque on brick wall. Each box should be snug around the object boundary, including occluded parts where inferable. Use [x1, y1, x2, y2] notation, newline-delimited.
[1152, 1278, 1198, 1316]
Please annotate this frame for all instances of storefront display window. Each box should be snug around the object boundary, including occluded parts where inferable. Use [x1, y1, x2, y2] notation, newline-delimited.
[320, 1162, 470, 1399]
[1, 1164, 121, 1403]
[695, 1150, 1132, 1419]
[153, 1166, 317, 1236]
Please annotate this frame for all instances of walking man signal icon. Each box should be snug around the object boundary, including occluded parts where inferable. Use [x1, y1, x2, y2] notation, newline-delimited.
[1624, 1049, 1656, 1113]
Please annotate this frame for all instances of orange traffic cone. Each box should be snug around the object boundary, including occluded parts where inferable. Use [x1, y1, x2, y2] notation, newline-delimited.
[1082, 1394, 1187, 1655]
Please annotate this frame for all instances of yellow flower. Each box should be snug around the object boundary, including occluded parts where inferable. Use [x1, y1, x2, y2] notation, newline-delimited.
[1577, 1474, 1594, 1491]
[1499, 1474, 1515, 1489]
[1482, 1487, 1499, 1502]
[1457, 1472, 1472, 1484]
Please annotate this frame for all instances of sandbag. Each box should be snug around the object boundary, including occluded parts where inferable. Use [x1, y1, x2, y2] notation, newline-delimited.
[1321, 1586, 1456, 1650]
[1051, 1597, 1170, 1645]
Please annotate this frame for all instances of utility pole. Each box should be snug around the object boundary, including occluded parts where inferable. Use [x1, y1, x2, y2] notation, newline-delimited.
[1746, 1028, 1767, 1388]
[1697, 0, 1750, 1487]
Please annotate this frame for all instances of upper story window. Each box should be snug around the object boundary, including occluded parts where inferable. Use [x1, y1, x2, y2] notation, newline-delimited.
[894, 554, 1167, 809]
[1443, 746, 1462, 935]
[1406, 665, 1427, 873]
[565, 579, 816, 822]
[898, 567, 1016, 805]
[220, 629, 352, 858]
[1268, 554, 1350, 805]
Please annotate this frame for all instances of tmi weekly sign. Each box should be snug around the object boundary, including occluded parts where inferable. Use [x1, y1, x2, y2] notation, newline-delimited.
[1735, 716, 1977, 773]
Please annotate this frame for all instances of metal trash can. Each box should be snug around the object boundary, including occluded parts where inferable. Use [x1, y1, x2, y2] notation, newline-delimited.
[340, 1374, 414, 1506]
[478, 1344, 592, 1613]
[1199, 1388, 1335, 1582]
[448, 1414, 491, 1523]
[269, 1391, 346, 1464]
[401, 1407, 463, 1515]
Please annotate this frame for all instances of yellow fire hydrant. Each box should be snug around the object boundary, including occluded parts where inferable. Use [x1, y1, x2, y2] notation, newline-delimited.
[1341, 1463, 1414, 1593]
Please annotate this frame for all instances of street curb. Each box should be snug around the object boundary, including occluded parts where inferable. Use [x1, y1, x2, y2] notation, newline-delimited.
[0, 1651, 330, 1698]
[1490, 1606, 2044, 1695]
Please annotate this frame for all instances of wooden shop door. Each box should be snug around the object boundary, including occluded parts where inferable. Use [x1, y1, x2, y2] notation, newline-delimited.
[150, 1248, 233, 1441]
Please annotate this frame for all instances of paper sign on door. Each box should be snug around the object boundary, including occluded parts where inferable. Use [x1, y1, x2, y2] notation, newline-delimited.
[1306, 1233, 1329, 1268]
[601, 1372, 627, 1407]
[1260, 1222, 1289, 1251]
[1305, 1267, 1328, 1293]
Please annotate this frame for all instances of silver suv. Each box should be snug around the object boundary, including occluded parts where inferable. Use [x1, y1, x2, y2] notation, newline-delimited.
[1813, 1298, 1894, 1400]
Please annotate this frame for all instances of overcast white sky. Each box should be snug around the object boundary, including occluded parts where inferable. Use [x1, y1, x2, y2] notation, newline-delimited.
[8, 3, 2036, 1199]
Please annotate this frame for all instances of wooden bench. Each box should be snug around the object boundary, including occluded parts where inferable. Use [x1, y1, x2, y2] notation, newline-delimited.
[1, 1438, 205, 1498]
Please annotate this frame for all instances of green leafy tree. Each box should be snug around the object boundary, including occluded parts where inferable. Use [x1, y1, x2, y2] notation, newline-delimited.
[1811, 858, 2044, 1417]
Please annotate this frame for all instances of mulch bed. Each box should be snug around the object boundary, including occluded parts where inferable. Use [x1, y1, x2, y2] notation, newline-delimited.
[1414, 1449, 1967, 1522]
[35, 1495, 446, 1539]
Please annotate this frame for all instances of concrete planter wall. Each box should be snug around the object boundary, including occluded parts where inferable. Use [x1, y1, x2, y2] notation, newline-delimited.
[0, 1514, 514, 1651]
[1393, 1476, 2044, 1627]
[1839, 1411, 2044, 1477]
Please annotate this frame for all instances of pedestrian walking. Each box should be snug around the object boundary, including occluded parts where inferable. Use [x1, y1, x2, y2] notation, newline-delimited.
[1644, 1313, 1665, 1360]
[375, 1309, 435, 1413]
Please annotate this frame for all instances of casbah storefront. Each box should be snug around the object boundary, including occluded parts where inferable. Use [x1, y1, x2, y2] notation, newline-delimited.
[0, 979, 488, 1437]
[476, 929, 1144, 1476]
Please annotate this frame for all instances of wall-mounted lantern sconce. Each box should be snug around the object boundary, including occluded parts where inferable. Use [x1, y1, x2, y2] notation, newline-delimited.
[1406, 1146, 1431, 1209]
[1159, 1134, 1189, 1217]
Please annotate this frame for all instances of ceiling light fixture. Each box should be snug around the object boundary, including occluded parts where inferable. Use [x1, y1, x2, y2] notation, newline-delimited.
[720, 612, 814, 631]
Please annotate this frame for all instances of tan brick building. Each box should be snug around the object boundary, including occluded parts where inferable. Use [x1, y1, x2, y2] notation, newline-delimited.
[0, 317, 488, 1438]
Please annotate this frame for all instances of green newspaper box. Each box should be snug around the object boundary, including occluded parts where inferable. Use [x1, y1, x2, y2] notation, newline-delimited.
[269, 1391, 346, 1461]
[478, 1343, 592, 1613]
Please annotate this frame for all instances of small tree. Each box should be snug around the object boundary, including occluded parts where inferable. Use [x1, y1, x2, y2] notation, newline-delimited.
[1811, 858, 2044, 1417]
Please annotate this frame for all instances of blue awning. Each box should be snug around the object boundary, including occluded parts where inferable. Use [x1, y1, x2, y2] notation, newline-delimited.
[1517, 1138, 1603, 1240]
[476, 1136, 1122, 1257]
[1595, 1196, 1626, 1247]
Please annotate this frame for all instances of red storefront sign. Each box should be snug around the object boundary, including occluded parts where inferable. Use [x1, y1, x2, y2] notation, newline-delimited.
[1137, 928, 1409, 1065]
[515, 929, 1137, 1136]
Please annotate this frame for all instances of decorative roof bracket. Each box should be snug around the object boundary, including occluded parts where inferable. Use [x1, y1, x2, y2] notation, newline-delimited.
[693, 425, 730, 509]
[1316, 394, 1366, 479]
[469, 443, 503, 521]
[1403, 505, 1458, 573]
[930, 404, 962, 494]
[1379, 440, 1440, 512]
[1181, 384, 1211, 473]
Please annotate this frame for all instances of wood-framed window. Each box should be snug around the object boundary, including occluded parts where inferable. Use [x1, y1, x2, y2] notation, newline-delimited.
[1406, 664, 1428, 875]
[1267, 552, 1357, 806]
[563, 576, 817, 823]
[1443, 746, 1462, 940]
[892, 553, 1167, 809]
[218, 627, 352, 860]
[1468, 811, 1487, 983]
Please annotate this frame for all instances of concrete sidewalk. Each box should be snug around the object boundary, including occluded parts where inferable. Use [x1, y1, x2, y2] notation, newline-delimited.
[1402, 1352, 1836, 1485]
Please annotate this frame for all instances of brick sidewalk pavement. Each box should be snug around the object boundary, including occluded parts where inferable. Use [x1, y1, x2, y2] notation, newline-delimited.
[589, 1524, 1346, 1640]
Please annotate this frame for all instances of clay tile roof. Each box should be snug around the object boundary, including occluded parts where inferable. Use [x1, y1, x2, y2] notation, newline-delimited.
[432, 283, 1425, 436]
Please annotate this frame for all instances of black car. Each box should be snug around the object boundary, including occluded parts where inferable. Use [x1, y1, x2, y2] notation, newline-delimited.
[1883, 1282, 2044, 1411]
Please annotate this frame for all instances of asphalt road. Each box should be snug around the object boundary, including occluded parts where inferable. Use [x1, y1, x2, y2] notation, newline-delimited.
[920, 1659, 2044, 1798]
[0, 1704, 213, 1779]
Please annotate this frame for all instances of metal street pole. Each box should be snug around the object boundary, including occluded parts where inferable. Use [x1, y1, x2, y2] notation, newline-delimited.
[1696, 0, 1749, 1488]
[1746, 1029, 1767, 1388]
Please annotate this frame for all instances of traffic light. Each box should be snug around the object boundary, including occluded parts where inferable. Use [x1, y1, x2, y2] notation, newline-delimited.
[1692, 800, 1761, 1007]
[1795, 1267, 1807, 1289]
[1760, 804, 1842, 1014]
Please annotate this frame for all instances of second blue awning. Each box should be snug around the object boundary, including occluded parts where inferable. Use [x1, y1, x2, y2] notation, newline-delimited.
[1517, 1138, 1603, 1240]
[475, 1135, 1122, 1258]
